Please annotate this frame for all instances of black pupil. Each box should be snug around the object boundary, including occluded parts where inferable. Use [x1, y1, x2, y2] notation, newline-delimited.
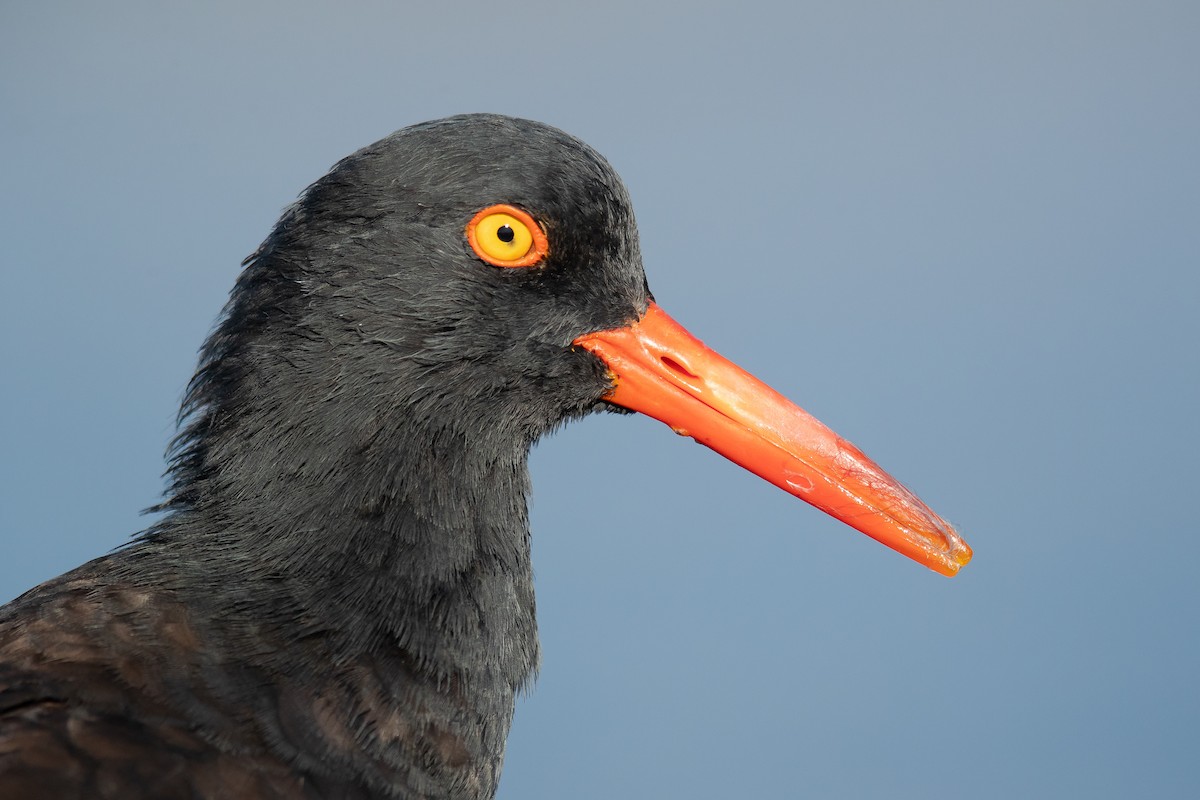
[496, 225, 516, 243]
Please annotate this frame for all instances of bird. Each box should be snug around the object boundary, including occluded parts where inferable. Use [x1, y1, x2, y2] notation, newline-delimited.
[0, 114, 971, 799]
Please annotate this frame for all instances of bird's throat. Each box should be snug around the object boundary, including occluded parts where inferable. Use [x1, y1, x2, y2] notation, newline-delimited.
[122, 416, 542, 789]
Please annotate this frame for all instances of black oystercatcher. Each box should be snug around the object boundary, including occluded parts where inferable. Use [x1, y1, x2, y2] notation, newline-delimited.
[0, 115, 971, 799]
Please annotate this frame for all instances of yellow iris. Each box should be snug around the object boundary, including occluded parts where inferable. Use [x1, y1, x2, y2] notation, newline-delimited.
[466, 204, 549, 268]
[473, 211, 534, 263]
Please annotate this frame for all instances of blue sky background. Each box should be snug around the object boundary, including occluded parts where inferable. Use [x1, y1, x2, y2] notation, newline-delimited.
[2, 2, 1197, 797]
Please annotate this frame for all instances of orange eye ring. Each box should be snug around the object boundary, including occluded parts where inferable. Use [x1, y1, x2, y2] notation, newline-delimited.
[466, 204, 549, 268]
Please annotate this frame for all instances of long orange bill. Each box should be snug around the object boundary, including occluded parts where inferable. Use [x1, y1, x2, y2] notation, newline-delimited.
[572, 302, 972, 576]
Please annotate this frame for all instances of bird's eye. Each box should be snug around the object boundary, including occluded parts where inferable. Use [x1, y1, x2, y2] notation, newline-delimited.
[466, 204, 549, 268]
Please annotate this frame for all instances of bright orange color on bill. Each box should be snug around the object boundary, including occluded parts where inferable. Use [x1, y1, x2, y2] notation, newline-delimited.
[573, 302, 972, 576]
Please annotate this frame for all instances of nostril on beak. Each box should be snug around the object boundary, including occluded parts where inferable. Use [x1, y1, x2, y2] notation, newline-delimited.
[660, 356, 700, 381]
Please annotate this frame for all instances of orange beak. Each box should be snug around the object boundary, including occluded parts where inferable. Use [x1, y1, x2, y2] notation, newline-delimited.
[572, 302, 972, 576]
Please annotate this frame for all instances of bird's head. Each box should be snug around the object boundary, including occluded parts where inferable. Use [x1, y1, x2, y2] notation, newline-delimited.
[166, 114, 970, 577]
[199, 115, 647, 439]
